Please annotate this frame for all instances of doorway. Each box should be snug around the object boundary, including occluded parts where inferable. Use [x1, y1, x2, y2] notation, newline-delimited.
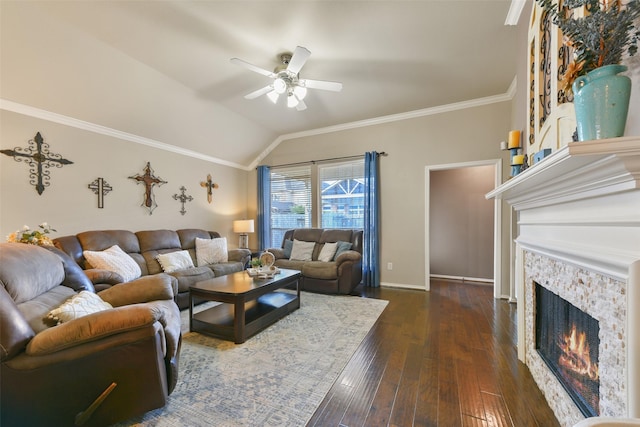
[424, 159, 502, 297]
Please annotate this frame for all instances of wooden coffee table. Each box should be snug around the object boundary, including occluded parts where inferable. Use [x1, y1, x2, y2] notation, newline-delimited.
[189, 268, 301, 344]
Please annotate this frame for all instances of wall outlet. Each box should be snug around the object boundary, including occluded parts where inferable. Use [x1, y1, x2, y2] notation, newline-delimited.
[387, 262, 393, 270]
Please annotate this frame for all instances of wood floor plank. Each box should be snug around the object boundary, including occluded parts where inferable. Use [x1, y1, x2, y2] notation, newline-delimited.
[308, 281, 560, 427]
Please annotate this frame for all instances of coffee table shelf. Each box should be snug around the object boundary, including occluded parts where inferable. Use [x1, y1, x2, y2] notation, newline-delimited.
[189, 269, 301, 344]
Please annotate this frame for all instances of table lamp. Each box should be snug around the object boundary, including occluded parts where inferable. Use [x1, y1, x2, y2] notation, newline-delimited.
[233, 219, 254, 249]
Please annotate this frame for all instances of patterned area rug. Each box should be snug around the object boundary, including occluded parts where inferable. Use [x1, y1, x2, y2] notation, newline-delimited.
[118, 291, 388, 426]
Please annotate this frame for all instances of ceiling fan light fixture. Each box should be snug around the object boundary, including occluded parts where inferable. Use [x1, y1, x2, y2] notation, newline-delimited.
[287, 94, 299, 108]
[293, 85, 307, 100]
[266, 90, 279, 104]
[273, 77, 287, 94]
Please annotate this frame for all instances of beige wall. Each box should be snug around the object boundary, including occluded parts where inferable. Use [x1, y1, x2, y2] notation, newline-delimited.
[0, 110, 249, 244]
[258, 101, 512, 295]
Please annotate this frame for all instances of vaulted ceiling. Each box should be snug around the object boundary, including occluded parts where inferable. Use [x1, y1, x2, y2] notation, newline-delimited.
[0, 1, 523, 169]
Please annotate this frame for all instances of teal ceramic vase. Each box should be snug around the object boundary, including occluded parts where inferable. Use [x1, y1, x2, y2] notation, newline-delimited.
[572, 64, 631, 141]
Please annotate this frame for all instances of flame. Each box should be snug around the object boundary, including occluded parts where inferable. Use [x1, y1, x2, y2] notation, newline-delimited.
[558, 324, 599, 381]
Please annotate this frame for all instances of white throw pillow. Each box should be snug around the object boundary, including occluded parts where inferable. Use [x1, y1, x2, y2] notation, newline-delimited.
[156, 250, 194, 273]
[289, 239, 315, 261]
[318, 242, 338, 262]
[83, 245, 142, 282]
[196, 237, 228, 266]
[45, 291, 113, 325]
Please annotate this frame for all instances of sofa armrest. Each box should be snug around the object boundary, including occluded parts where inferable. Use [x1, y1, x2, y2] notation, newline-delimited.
[26, 304, 164, 356]
[227, 248, 251, 263]
[267, 248, 287, 259]
[98, 274, 176, 307]
[84, 268, 124, 285]
[334, 250, 361, 265]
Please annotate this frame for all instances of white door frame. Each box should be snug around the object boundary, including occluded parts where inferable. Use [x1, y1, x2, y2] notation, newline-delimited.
[424, 159, 503, 298]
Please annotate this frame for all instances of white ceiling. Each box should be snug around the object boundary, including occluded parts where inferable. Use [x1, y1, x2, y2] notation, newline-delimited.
[1, 1, 523, 168]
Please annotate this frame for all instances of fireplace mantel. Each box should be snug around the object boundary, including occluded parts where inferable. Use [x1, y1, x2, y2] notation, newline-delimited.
[486, 136, 640, 210]
[486, 136, 640, 424]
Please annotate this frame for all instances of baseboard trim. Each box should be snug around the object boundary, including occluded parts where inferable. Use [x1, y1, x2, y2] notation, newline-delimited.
[430, 274, 494, 284]
[380, 282, 426, 291]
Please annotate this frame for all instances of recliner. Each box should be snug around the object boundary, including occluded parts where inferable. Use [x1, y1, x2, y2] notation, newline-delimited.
[0, 243, 182, 427]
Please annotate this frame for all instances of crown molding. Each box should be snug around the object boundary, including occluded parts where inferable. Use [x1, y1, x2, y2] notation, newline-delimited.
[249, 87, 516, 169]
[0, 99, 249, 171]
[2, 86, 517, 173]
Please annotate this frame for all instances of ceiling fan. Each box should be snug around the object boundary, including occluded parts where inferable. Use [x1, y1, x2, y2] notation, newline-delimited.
[230, 46, 343, 111]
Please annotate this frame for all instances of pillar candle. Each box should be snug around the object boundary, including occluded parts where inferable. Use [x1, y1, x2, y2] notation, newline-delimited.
[500, 141, 507, 150]
[508, 130, 521, 148]
[512, 154, 524, 165]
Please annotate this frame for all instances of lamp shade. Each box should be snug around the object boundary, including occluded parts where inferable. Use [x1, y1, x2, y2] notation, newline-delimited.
[233, 219, 254, 233]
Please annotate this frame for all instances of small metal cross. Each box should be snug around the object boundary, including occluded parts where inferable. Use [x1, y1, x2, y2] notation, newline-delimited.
[173, 186, 193, 216]
[128, 162, 167, 214]
[200, 174, 219, 203]
[88, 177, 113, 209]
[1, 132, 73, 195]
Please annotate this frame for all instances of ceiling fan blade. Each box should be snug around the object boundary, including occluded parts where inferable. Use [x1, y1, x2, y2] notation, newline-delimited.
[296, 98, 307, 111]
[244, 85, 273, 100]
[230, 58, 276, 78]
[299, 78, 343, 92]
[286, 46, 311, 75]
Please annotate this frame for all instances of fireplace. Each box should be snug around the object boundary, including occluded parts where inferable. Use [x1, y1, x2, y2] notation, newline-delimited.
[535, 283, 600, 417]
[486, 138, 640, 426]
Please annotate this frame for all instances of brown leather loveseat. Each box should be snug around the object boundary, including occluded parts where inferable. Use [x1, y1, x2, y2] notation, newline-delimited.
[0, 242, 182, 426]
[266, 228, 363, 295]
[54, 228, 251, 309]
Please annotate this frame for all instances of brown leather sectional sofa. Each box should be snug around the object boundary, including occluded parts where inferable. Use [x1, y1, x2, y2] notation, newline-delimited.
[0, 243, 182, 426]
[266, 228, 363, 295]
[54, 228, 251, 309]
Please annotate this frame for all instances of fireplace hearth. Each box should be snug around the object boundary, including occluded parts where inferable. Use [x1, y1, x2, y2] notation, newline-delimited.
[536, 283, 600, 417]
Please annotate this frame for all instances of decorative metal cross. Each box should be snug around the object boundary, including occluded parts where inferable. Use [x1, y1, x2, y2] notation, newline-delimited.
[1, 132, 73, 195]
[88, 177, 113, 209]
[200, 174, 219, 203]
[128, 162, 167, 215]
[173, 186, 193, 216]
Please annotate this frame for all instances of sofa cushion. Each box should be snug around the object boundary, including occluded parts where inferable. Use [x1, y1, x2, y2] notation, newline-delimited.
[334, 241, 353, 259]
[196, 237, 228, 266]
[136, 229, 181, 252]
[17, 286, 77, 333]
[45, 291, 113, 325]
[283, 239, 293, 258]
[166, 266, 215, 293]
[302, 261, 338, 280]
[290, 239, 315, 261]
[273, 259, 307, 271]
[209, 262, 245, 277]
[0, 243, 65, 304]
[83, 245, 142, 282]
[318, 242, 338, 262]
[156, 250, 194, 273]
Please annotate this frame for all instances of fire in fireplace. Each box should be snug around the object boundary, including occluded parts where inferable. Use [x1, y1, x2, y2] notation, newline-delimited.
[535, 283, 600, 417]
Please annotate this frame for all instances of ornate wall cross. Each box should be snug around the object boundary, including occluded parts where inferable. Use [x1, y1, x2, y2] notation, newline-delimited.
[1, 132, 73, 195]
[128, 162, 167, 214]
[173, 186, 193, 216]
[88, 177, 113, 208]
[200, 174, 219, 203]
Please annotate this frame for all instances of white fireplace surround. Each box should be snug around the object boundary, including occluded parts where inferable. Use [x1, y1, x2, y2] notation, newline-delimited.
[487, 137, 640, 426]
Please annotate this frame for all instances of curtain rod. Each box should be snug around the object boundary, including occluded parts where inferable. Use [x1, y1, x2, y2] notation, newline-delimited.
[266, 151, 388, 169]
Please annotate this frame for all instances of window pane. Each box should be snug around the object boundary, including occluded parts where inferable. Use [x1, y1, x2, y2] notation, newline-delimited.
[270, 166, 311, 246]
[319, 160, 364, 229]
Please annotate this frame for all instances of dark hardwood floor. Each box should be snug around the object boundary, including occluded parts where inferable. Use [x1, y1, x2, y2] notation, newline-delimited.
[307, 279, 560, 427]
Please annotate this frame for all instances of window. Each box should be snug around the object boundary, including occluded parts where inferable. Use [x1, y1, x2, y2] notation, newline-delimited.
[268, 159, 364, 247]
[319, 160, 364, 229]
[269, 166, 311, 246]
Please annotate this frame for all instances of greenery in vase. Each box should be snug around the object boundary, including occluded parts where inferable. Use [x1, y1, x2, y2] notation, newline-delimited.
[536, 0, 640, 93]
[6, 223, 57, 246]
[250, 257, 262, 268]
